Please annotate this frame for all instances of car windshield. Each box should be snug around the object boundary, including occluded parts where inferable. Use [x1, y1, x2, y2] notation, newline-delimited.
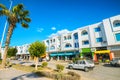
[86, 60, 93, 64]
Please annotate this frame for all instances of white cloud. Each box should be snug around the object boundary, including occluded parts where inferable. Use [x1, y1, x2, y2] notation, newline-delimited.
[51, 27, 56, 30]
[37, 28, 44, 32]
[48, 29, 70, 38]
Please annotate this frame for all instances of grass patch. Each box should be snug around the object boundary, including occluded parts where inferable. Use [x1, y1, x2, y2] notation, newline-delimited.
[12, 64, 37, 72]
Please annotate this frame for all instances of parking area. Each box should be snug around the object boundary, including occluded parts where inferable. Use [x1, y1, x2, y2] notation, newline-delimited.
[10, 60, 120, 80]
[47, 61, 120, 80]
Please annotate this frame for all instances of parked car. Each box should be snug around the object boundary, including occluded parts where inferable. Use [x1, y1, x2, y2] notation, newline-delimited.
[68, 60, 95, 72]
[110, 57, 120, 67]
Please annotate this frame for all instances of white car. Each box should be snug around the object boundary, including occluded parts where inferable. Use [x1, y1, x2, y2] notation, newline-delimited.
[68, 60, 95, 72]
[110, 57, 120, 67]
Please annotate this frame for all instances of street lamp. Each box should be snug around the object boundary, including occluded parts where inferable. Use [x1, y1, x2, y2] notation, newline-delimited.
[0, 0, 13, 58]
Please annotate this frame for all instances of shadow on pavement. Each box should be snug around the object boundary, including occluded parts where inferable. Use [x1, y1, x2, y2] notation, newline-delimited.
[103, 63, 120, 68]
[11, 72, 45, 80]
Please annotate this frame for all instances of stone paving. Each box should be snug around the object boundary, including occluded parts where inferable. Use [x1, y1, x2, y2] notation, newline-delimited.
[0, 68, 52, 80]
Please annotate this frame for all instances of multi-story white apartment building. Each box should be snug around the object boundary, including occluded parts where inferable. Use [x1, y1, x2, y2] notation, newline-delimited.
[16, 44, 30, 60]
[44, 15, 120, 61]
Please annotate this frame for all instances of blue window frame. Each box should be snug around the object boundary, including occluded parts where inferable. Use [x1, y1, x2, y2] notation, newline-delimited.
[96, 37, 103, 42]
[65, 43, 72, 48]
[74, 33, 78, 39]
[83, 40, 89, 45]
[81, 31, 88, 36]
[114, 23, 120, 27]
[115, 33, 120, 41]
[50, 46, 55, 50]
[94, 27, 101, 32]
[74, 42, 79, 48]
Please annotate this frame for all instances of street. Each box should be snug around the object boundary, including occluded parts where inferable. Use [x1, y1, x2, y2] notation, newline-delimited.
[47, 61, 120, 80]
[10, 60, 120, 80]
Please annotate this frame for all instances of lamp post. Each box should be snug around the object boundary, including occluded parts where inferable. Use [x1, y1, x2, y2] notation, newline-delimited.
[0, 0, 13, 58]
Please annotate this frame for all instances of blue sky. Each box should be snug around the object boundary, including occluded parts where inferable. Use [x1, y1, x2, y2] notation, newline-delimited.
[0, 0, 120, 46]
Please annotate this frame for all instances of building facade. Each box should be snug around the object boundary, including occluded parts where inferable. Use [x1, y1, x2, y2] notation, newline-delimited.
[16, 44, 30, 60]
[44, 15, 120, 61]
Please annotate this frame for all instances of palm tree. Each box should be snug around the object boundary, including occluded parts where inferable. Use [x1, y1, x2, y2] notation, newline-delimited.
[0, 4, 31, 68]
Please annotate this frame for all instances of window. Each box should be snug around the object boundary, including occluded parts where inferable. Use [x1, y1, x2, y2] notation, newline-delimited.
[82, 40, 89, 45]
[94, 27, 101, 32]
[65, 43, 72, 48]
[46, 40, 49, 45]
[68, 35, 71, 39]
[96, 37, 103, 42]
[50, 40, 52, 43]
[74, 42, 79, 48]
[53, 39, 55, 42]
[115, 33, 120, 41]
[74, 33, 78, 39]
[113, 20, 120, 27]
[64, 36, 66, 40]
[50, 46, 55, 50]
[81, 30, 88, 36]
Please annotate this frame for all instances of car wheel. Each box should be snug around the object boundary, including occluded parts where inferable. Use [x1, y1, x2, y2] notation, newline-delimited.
[69, 66, 73, 69]
[84, 67, 89, 72]
[115, 63, 118, 67]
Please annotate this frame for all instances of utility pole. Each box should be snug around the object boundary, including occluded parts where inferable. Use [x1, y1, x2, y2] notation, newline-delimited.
[0, 0, 13, 59]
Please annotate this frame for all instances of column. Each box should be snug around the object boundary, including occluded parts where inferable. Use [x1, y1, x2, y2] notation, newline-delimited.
[65, 56, 67, 61]
[57, 56, 59, 61]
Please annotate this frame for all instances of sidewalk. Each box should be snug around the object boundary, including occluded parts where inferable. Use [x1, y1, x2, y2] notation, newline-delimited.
[0, 68, 52, 80]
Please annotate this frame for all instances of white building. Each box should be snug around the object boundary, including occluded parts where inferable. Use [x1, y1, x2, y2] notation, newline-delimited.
[16, 44, 30, 60]
[44, 15, 120, 61]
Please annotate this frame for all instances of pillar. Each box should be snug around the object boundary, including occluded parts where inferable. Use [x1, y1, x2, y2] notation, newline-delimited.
[94, 53, 97, 62]
[80, 53, 83, 58]
[57, 56, 59, 61]
[109, 52, 113, 61]
[65, 56, 67, 61]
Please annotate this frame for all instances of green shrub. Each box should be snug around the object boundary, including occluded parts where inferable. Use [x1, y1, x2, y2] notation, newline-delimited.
[36, 71, 81, 80]
[105, 59, 110, 63]
[42, 62, 48, 68]
[72, 57, 80, 63]
[56, 64, 64, 72]
[0, 59, 2, 64]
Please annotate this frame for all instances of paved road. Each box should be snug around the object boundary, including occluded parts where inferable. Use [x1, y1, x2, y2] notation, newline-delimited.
[0, 68, 52, 80]
[10, 60, 120, 80]
[47, 61, 120, 80]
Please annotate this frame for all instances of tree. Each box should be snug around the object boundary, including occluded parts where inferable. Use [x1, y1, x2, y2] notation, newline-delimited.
[0, 4, 31, 68]
[7, 47, 17, 58]
[28, 41, 46, 70]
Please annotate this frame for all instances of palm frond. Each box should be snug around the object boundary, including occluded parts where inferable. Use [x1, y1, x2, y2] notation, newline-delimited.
[0, 4, 7, 9]
[12, 4, 24, 13]
[23, 17, 31, 22]
[23, 10, 29, 16]
[21, 22, 29, 28]
[0, 9, 10, 17]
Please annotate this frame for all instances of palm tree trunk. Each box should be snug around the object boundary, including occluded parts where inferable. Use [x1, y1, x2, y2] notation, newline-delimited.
[35, 57, 38, 70]
[1, 24, 14, 68]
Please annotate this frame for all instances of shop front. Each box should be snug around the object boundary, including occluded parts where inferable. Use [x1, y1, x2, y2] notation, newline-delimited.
[94, 50, 113, 62]
[80, 48, 93, 59]
[49, 51, 78, 61]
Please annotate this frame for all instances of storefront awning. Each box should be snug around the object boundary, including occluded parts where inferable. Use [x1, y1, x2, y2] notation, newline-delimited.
[50, 54, 58, 57]
[94, 50, 110, 54]
[50, 52, 74, 57]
